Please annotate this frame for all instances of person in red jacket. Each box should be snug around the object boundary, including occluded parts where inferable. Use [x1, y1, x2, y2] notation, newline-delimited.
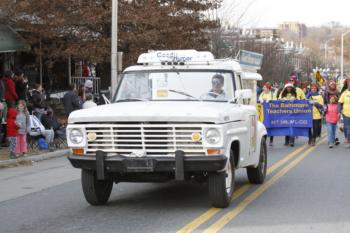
[3, 70, 18, 103]
[7, 102, 18, 159]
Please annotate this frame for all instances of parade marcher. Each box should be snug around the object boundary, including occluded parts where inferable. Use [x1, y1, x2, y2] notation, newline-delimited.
[15, 100, 29, 156]
[287, 74, 306, 100]
[63, 84, 82, 117]
[325, 96, 340, 148]
[339, 78, 350, 148]
[82, 93, 97, 109]
[7, 102, 18, 159]
[279, 82, 298, 147]
[259, 82, 275, 146]
[307, 84, 324, 146]
[3, 70, 18, 104]
[324, 80, 340, 104]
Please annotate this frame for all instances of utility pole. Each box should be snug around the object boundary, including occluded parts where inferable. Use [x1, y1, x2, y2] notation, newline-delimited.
[341, 30, 350, 80]
[111, 0, 118, 99]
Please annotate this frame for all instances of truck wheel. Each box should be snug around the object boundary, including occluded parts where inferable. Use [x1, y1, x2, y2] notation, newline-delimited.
[247, 138, 267, 184]
[81, 169, 113, 205]
[208, 150, 235, 208]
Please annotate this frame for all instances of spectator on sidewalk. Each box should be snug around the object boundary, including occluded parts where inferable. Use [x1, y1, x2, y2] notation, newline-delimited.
[84, 80, 93, 95]
[14, 70, 28, 101]
[63, 84, 82, 117]
[83, 93, 97, 109]
[30, 84, 46, 119]
[15, 100, 29, 156]
[41, 108, 65, 139]
[3, 70, 18, 104]
[7, 102, 18, 159]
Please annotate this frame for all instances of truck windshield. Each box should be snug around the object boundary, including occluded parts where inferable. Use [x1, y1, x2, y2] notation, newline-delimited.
[114, 71, 234, 102]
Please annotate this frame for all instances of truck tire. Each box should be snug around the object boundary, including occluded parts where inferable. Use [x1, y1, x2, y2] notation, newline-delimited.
[208, 150, 235, 208]
[247, 138, 267, 184]
[81, 169, 113, 205]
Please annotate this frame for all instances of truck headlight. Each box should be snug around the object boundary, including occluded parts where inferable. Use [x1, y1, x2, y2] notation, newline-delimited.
[205, 128, 221, 144]
[69, 129, 84, 144]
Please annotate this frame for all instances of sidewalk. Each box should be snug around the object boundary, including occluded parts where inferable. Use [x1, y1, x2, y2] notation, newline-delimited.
[0, 147, 71, 168]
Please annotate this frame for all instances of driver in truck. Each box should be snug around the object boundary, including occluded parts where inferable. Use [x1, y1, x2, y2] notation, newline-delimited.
[202, 74, 227, 100]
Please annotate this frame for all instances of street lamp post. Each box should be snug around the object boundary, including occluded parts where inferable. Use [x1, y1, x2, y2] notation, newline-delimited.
[111, 0, 118, 99]
[324, 38, 334, 67]
[341, 30, 350, 80]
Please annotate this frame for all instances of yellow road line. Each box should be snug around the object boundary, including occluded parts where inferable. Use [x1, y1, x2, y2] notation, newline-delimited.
[176, 143, 309, 233]
[203, 138, 326, 233]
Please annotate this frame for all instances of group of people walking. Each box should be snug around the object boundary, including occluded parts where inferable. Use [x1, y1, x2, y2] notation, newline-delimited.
[259, 74, 350, 149]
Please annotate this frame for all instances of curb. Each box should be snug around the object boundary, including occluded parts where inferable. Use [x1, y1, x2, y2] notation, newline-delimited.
[0, 149, 71, 168]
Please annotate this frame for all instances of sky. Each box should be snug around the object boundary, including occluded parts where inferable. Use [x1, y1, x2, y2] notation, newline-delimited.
[221, 0, 350, 28]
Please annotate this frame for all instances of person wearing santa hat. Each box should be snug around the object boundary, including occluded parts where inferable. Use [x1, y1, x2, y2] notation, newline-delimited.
[259, 82, 275, 146]
[287, 74, 306, 100]
[306, 84, 324, 146]
[279, 82, 298, 146]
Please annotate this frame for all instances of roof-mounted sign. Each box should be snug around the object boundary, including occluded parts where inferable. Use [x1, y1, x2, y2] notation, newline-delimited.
[137, 50, 215, 64]
[238, 50, 263, 70]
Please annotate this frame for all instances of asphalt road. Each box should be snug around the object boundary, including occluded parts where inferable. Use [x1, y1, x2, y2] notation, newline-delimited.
[1, 136, 350, 233]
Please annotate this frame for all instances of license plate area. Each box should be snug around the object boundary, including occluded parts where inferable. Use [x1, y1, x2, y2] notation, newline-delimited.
[124, 158, 154, 172]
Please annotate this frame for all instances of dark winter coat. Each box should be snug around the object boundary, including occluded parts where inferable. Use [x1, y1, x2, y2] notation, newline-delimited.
[63, 90, 82, 116]
[15, 79, 28, 100]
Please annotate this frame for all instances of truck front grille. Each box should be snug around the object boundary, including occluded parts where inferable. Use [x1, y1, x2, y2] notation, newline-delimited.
[84, 123, 205, 157]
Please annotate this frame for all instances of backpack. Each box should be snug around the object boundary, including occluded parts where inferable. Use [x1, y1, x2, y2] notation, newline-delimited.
[37, 137, 48, 149]
[28, 115, 45, 136]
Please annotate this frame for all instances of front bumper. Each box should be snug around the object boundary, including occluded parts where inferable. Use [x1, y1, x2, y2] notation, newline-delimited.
[68, 151, 227, 180]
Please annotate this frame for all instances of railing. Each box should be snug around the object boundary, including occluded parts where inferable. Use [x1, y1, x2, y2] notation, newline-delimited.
[71, 77, 101, 94]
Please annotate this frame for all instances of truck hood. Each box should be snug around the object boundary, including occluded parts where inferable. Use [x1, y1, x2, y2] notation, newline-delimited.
[68, 101, 249, 124]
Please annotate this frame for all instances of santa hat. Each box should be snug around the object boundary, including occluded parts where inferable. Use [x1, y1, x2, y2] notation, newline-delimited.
[284, 82, 294, 88]
[311, 83, 318, 90]
[263, 82, 272, 90]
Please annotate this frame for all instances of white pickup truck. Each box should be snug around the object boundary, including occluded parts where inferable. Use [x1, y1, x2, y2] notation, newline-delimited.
[67, 50, 267, 208]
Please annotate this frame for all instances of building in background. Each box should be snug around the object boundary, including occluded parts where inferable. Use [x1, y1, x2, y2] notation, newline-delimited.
[278, 22, 307, 38]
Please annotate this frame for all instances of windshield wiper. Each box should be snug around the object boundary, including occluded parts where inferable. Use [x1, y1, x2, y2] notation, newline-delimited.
[116, 98, 148, 103]
[168, 89, 199, 100]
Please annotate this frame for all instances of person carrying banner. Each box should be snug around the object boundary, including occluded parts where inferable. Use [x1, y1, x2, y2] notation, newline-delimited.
[288, 74, 306, 100]
[306, 84, 324, 146]
[339, 78, 350, 148]
[279, 82, 298, 147]
[259, 82, 275, 146]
